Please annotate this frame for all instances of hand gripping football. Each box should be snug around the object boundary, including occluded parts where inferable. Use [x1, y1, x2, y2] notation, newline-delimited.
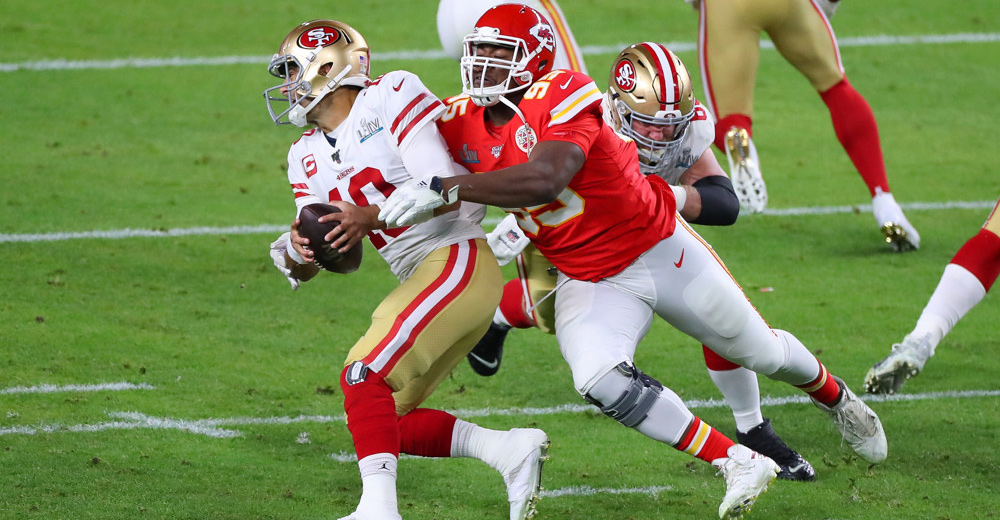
[297, 203, 363, 274]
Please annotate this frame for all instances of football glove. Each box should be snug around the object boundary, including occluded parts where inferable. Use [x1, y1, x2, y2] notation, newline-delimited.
[486, 214, 530, 266]
[816, 0, 840, 18]
[377, 177, 458, 228]
[269, 232, 300, 290]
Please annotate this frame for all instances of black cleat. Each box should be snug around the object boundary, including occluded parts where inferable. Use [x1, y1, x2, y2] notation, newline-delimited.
[737, 418, 816, 482]
[467, 322, 510, 376]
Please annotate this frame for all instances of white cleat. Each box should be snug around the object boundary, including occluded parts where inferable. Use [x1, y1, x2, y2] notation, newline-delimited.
[337, 511, 402, 520]
[872, 191, 920, 251]
[501, 428, 551, 520]
[724, 127, 768, 214]
[714, 444, 779, 519]
[864, 333, 934, 395]
[811, 377, 888, 463]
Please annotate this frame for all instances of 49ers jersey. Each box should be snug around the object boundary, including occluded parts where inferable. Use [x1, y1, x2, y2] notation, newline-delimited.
[438, 70, 678, 282]
[601, 96, 716, 185]
[286, 70, 484, 281]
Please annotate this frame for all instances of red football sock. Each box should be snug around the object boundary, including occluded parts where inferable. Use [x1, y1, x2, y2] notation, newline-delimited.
[703, 345, 741, 370]
[714, 114, 754, 151]
[820, 78, 889, 196]
[341, 367, 400, 460]
[499, 279, 536, 329]
[951, 229, 1000, 291]
[398, 408, 458, 457]
[796, 361, 841, 406]
[676, 417, 734, 463]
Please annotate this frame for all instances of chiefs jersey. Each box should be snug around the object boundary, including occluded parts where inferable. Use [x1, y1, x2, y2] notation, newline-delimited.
[437, 70, 678, 282]
[601, 96, 716, 185]
[285, 70, 484, 281]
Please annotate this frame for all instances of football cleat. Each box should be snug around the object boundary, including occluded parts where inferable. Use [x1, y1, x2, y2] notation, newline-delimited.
[500, 428, 551, 520]
[467, 321, 511, 376]
[871, 191, 920, 251]
[724, 127, 768, 214]
[811, 377, 888, 463]
[737, 418, 815, 482]
[337, 511, 402, 520]
[714, 444, 779, 519]
[864, 333, 934, 395]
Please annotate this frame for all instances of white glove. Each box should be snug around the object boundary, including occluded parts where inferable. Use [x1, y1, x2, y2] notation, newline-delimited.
[378, 177, 458, 228]
[269, 232, 300, 290]
[486, 214, 530, 266]
[815, 0, 840, 19]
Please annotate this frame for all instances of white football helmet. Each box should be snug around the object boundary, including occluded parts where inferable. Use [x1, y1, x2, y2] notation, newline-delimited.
[264, 20, 371, 127]
[460, 3, 556, 107]
[605, 43, 695, 177]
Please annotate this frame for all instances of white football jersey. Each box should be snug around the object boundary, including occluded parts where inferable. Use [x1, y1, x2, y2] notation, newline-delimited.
[285, 70, 485, 281]
[601, 96, 716, 185]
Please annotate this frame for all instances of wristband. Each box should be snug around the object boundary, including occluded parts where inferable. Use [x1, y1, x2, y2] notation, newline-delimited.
[670, 184, 688, 212]
[285, 237, 305, 264]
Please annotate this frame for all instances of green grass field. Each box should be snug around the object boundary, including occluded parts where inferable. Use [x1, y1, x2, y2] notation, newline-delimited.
[2, 1, 999, 519]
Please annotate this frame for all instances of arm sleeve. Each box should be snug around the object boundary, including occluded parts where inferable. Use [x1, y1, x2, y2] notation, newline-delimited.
[690, 175, 740, 226]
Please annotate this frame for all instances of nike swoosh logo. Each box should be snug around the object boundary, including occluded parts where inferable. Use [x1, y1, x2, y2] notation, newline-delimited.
[468, 352, 499, 369]
[560, 77, 572, 89]
[393, 78, 405, 91]
[674, 249, 685, 268]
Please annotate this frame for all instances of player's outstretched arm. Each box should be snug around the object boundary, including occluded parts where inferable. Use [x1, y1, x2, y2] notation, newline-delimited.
[444, 140, 585, 208]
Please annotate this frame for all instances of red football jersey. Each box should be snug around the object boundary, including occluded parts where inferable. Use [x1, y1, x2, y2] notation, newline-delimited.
[437, 70, 677, 281]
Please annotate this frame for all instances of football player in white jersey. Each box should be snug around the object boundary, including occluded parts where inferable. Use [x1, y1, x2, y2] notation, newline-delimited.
[264, 20, 550, 520]
[472, 41, 815, 481]
[437, 0, 588, 74]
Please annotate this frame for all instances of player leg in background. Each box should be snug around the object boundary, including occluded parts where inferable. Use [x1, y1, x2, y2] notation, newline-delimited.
[467, 244, 558, 376]
[631, 220, 887, 464]
[769, 0, 919, 250]
[698, 0, 768, 213]
[555, 271, 779, 519]
[436, 0, 587, 73]
[703, 346, 815, 481]
[865, 198, 1000, 394]
[339, 240, 548, 520]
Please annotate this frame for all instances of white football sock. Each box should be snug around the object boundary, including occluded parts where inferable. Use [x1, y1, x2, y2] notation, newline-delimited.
[356, 453, 399, 517]
[909, 264, 987, 353]
[707, 367, 765, 434]
[451, 419, 507, 471]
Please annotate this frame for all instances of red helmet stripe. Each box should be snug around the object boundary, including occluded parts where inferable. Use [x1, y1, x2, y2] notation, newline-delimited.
[639, 42, 677, 112]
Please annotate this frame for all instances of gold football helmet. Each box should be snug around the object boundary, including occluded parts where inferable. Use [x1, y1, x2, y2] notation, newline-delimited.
[605, 43, 695, 176]
[264, 20, 371, 127]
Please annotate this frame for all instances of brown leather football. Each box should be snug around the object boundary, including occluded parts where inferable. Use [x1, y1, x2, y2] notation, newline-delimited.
[297, 203, 363, 274]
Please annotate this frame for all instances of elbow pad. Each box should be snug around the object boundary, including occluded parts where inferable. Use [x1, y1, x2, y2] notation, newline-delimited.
[691, 175, 740, 226]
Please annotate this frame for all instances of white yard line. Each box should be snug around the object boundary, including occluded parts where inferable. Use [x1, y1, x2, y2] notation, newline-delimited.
[0, 200, 995, 244]
[2, 32, 998, 72]
[0, 381, 154, 394]
[3, 389, 997, 438]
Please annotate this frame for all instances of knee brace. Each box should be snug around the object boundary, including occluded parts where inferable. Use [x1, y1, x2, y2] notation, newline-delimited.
[584, 362, 664, 428]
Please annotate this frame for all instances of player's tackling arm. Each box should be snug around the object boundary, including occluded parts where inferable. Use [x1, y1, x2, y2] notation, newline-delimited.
[440, 140, 585, 208]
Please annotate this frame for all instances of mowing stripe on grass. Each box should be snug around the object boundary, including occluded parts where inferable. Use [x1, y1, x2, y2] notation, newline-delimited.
[0, 200, 994, 244]
[4, 389, 996, 438]
[2, 32, 998, 72]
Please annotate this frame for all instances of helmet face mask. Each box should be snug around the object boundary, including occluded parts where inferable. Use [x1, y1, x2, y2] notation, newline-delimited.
[264, 20, 371, 127]
[606, 43, 695, 176]
[460, 4, 556, 107]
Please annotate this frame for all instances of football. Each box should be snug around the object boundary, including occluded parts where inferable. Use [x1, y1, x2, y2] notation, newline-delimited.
[297, 203, 363, 274]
